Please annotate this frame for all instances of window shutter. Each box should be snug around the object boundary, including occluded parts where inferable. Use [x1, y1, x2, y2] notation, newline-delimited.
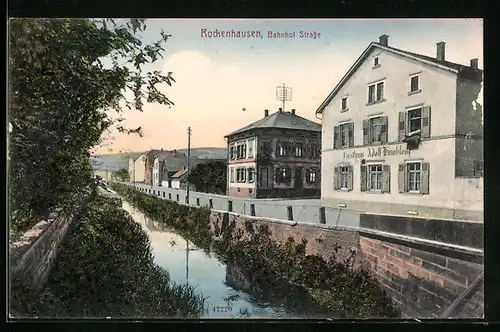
[306, 169, 311, 183]
[360, 165, 367, 192]
[275, 167, 280, 182]
[333, 126, 340, 149]
[398, 163, 406, 193]
[347, 165, 353, 191]
[363, 119, 370, 145]
[380, 116, 389, 143]
[381, 164, 391, 193]
[286, 142, 293, 156]
[348, 122, 354, 147]
[421, 162, 430, 194]
[334, 166, 339, 190]
[398, 112, 406, 142]
[421, 106, 431, 139]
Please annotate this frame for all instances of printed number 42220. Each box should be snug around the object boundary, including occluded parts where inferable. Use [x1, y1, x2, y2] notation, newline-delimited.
[213, 306, 232, 312]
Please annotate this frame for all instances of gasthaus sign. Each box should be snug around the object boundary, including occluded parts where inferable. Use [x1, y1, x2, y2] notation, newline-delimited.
[343, 145, 410, 160]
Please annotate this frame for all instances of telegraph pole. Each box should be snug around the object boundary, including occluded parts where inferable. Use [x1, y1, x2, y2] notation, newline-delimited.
[186, 127, 191, 204]
[276, 83, 292, 112]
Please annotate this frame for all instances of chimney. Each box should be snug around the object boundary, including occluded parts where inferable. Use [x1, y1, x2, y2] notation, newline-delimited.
[291, 109, 296, 115]
[279, 107, 283, 113]
[379, 34, 389, 46]
[470, 58, 479, 69]
[264, 109, 269, 117]
[436, 42, 446, 62]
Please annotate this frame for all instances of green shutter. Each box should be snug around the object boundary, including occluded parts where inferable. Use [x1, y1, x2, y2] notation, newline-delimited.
[381, 164, 391, 193]
[421, 106, 431, 139]
[421, 162, 430, 194]
[348, 122, 354, 147]
[363, 119, 370, 145]
[333, 126, 340, 149]
[398, 112, 406, 142]
[398, 163, 406, 193]
[381, 116, 389, 143]
[360, 165, 367, 192]
[347, 165, 353, 191]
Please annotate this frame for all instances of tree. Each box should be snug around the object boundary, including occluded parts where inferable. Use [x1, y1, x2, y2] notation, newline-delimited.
[188, 161, 227, 195]
[9, 18, 175, 233]
[114, 168, 130, 182]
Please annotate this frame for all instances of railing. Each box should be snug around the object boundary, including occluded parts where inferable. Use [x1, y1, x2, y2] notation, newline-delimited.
[123, 182, 361, 228]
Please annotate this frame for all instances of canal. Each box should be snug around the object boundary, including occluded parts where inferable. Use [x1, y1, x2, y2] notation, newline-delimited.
[122, 201, 327, 319]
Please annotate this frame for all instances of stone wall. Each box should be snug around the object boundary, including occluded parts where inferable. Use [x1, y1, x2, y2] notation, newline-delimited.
[9, 213, 73, 290]
[209, 210, 484, 319]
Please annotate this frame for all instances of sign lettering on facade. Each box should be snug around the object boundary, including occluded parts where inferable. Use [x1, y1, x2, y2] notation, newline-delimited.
[343, 145, 410, 160]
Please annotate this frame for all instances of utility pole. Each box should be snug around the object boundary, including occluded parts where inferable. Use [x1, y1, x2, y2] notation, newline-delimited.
[276, 83, 292, 112]
[185, 239, 189, 284]
[186, 127, 191, 204]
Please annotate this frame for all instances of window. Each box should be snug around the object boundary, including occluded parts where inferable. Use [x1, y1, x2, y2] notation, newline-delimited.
[363, 116, 388, 144]
[368, 164, 383, 191]
[410, 75, 419, 92]
[261, 140, 271, 157]
[306, 168, 317, 183]
[334, 122, 354, 149]
[407, 162, 421, 192]
[277, 142, 287, 156]
[236, 143, 247, 159]
[399, 106, 431, 141]
[374, 57, 379, 67]
[473, 160, 483, 177]
[334, 165, 353, 190]
[340, 123, 350, 148]
[236, 168, 246, 183]
[341, 97, 348, 110]
[276, 167, 291, 184]
[230, 168, 235, 183]
[398, 162, 429, 194]
[368, 81, 384, 103]
[294, 143, 303, 157]
[248, 168, 255, 183]
[229, 146, 236, 160]
[248, 139, 255, 158]
[361, 164, 391, 193]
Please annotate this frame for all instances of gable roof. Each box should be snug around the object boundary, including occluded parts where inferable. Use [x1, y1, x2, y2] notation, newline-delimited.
[315, 41, 483, 115]
[172, 168, 189, 179]
[225, 110, 321, 138]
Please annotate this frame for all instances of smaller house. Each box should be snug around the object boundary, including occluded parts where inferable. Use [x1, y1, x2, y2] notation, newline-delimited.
[171, 167, 193, 190]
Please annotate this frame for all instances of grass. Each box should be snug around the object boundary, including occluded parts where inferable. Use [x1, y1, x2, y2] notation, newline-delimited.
[10, 191, 207, 318]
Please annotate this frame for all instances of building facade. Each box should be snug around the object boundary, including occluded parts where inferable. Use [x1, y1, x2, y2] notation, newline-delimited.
[316, 35, 483, 222]
[128, 158, 135, 183]
[225, 108, 321, 199]
[133, 154, 146, 183]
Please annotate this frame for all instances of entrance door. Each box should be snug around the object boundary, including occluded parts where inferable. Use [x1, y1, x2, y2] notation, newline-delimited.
[294, 167, 303, 189]
[259, 167, 269, 187]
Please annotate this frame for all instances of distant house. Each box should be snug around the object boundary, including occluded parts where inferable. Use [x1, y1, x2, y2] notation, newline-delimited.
[145, 149, 186, 185]
[133, 154, 147, 183]
[171, 167, 193, 189]
[224, 108, 321, 199]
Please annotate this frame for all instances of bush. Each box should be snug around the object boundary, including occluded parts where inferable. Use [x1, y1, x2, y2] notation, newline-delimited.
[10, 193, 206, 318]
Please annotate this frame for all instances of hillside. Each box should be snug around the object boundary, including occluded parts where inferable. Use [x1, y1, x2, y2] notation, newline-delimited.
[91, 147, 227, 171]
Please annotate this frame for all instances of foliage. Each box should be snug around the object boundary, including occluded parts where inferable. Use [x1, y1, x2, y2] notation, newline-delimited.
[10, 193, 206, 318]
[188, 161, 227, 195]
[9, 18, 175, 233]
[114, 167, 130, 182]
[111, 183, 400, 318]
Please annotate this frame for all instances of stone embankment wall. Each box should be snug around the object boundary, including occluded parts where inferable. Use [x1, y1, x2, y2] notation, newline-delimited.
[210, 211, 484, 319]
[9, 187, 95, 291]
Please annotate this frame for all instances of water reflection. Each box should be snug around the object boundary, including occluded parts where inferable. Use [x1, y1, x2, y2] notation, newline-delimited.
[122, 201, 323, 319]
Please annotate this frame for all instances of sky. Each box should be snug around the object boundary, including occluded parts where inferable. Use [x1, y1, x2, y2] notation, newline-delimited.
[94, 18, 483, 155]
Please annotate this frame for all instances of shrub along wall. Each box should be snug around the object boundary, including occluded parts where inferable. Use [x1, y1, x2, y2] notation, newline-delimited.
[10, 192, 206, 318]
[112, 183, 400, 318]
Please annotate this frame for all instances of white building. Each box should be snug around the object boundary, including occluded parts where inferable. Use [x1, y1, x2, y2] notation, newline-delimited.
[134, 154, 146, 183]
[153, 156, 161, 187]
[316, 35, 483, 222]
[128, 158, 135, 183]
